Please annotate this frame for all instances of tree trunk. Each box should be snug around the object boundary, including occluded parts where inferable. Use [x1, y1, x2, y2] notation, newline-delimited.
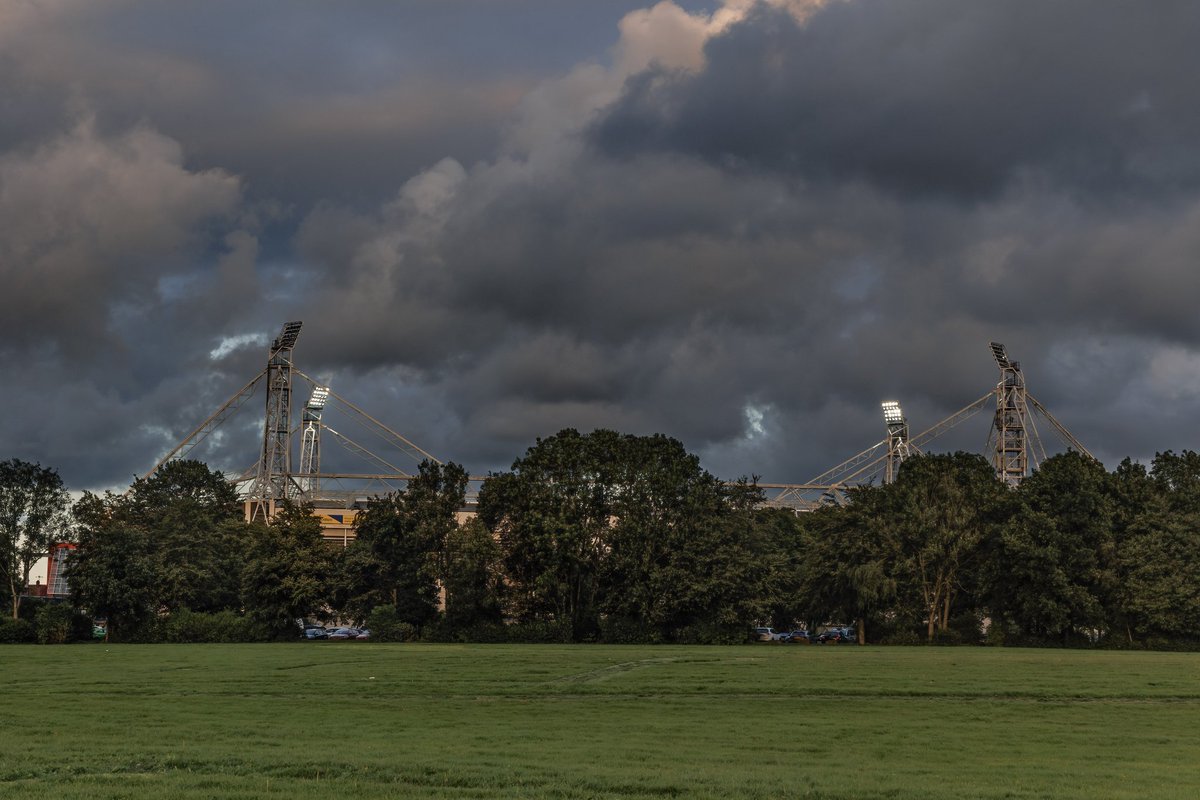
[941, 589, 952, 632]
[857, 617, 865, 645]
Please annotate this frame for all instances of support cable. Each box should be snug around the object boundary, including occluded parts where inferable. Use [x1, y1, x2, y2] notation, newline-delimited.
[293, 369, 441, 465]
[1027, 394, 1095, 460]
[140, 369, 266, 482]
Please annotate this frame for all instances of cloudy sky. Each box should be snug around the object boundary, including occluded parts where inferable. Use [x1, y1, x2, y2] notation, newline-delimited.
[4, 0, 1200, 491]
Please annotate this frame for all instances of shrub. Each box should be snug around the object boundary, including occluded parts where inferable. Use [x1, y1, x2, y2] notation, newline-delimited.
[161, 610, 265, 643]
[879, 629, 922, 646]
[504, 620, 573, 644]
[671, 622, 747, 645]
[0, 617, 35, 644]
[598, 616, 663, 644]
[34, 603, 76, 644]
[421, 619, 509, 643]
[364, 605, 418, 642]
[931, 628, 963, 646]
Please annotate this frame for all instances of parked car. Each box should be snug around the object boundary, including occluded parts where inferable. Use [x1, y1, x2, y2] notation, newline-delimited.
[355, 629, 371, 640]
[786, 630, 810, 643]
[755, 627, 789, 642]
[303, 628, 328, 640]
[327, 627, 360, 640]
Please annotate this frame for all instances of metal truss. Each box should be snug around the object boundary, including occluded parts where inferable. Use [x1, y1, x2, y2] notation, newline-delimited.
[247, 321, 303, 522]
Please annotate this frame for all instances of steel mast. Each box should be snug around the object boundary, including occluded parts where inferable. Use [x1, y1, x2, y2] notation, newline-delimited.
[988, 342, 1029, 487]
[881, 401, 912, 484]
[247, 321, 303, 522]
[298, 385, 329, 500]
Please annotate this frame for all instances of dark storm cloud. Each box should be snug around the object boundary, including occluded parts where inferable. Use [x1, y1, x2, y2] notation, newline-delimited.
[0, 0, 671, 210]
[6, 0, 1200, 491]
[282, 0, 1200, 483]
[594, 0, 1200, 198]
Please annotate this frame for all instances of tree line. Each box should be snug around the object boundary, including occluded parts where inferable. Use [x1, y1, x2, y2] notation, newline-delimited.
[1, 431, 1198, 646]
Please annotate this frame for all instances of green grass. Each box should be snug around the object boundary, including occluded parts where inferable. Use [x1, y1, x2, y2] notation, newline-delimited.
[1, 644, 1198, 799]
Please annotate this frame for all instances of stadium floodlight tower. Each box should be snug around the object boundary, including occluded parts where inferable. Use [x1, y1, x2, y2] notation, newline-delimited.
[881, 401, 912, 484]
[298, 385, 329, 499]
[247, 321, 303, 522]
[989, 342, 1029, 487]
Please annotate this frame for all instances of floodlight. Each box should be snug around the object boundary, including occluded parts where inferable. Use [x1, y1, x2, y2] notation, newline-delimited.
[272, 321, 304, 352]
[308, 386, 330, 409]
[989, 342, 1009, 369]
[881, 401, 904, 425]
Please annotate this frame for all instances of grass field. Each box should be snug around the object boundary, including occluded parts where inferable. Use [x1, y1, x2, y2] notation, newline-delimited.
[1, 644, 1198, 799]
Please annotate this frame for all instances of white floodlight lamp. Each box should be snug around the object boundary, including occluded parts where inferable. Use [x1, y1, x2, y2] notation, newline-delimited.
[989, 342, 1010, 369]
[882, 401, 904, 425]
[308, 386, 330, 410]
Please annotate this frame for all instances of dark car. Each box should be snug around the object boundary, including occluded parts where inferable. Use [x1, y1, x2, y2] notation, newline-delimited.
[328, 627, 360, 640]
[355, 629, 371, 640]
[786, 630, 810, 643]
[303, 628, 328, 640]
[817, 630, 845, 644]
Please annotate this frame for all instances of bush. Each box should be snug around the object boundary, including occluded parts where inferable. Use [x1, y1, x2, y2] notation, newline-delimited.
[0, 617, 35, 644]
[422, 619, 509, 643]
[364, 605, 418, 642]
[931, 628, 963, 646]
[671, 622, 748, 645]
[504, 620, 573, 644]
[879, 629, 922, 646]
[34, 603, 76, 644]
[161, 610, 265, 643]
[598, 616, 663, 644]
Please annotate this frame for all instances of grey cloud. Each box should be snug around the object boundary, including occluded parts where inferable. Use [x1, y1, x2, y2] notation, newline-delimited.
[0, 121, 242, 357]
[592, 1, 1200, 198]
[6, 0, 1200, 492]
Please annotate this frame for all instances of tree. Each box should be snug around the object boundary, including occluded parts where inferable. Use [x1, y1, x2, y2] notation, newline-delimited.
[121, 460, 247, 613]
[479, 429, 769, 641]
[1113, 504, 1200, 641]
[68, 495, 157, 641]
[442, 517, 504, 628]
[888, 453, 1006, 642]
[241, 501, 334, 637]
[340, 460, 468, 625]
[599, 439, 766, 636]
[984, 452, 1111, 642]
[799, 489, 898, 644]
[0, 459, 71, 619]
[478, 430, 616, 636]
[1108, 455, 1200, 643]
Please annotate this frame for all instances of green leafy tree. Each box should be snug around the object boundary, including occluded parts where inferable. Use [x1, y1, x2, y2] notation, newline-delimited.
[241, 501, 334, 637]
[1149, 450, 1200, 516]
[1107, 455, 1200, 643]
[1114, 505, 1200, 641]
[442, 517, 504, 627]
[479, 430, 615, 636]
[122, 461, 247, 613]
[985, 452, 1111, 642]
[799, 489, 898, 644]
[67, 498, 157, 641]
[0, 459, 71, 619]
[340, 460, 467, 625]
[888, 453, 1006, 642]
[480, 430, 769, 641]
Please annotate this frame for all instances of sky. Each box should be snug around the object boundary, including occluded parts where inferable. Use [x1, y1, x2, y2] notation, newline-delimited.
[4, 0, 1200, 492]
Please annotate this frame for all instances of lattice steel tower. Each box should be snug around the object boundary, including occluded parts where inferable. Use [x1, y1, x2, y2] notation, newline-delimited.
[881, 401, 912, 484]
[989, 342, 1029, 487]
[247, 321, 303, 522]
[298, 385, 329, 499]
